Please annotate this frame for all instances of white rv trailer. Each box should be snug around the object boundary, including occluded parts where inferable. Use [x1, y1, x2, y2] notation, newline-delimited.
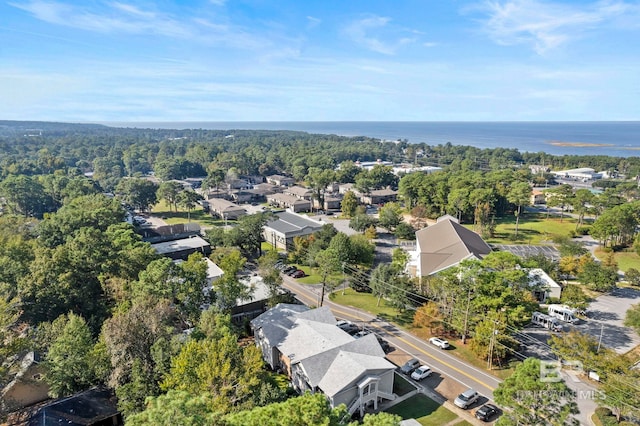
[532, 311, 562, 331]
[547, 304, 578, 323]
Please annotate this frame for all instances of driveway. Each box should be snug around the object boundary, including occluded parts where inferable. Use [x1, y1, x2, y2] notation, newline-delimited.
[313, 213, 359, 235]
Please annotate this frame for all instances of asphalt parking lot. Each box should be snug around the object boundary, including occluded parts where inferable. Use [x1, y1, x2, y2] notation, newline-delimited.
[572, 287, 640, 354]
[491, 244, 560, 261]
[516, 287, 640, 356]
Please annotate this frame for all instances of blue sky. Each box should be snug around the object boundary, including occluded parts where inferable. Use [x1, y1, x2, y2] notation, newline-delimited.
[1, 0, 639, 121]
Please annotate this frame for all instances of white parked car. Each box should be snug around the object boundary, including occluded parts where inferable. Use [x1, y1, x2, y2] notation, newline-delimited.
[454, 388, 480, 409]
[429, 337, 450, 349]
[410, 365, 432, 381]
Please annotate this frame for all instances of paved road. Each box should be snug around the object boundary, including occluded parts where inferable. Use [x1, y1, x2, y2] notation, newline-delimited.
[281, 275, 600, 426]
[280, 276, 501, 401]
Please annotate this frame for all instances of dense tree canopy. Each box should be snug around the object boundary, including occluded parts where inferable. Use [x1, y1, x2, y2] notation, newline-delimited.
[2, 122, 640, 422]
[494, 358, 579, 426]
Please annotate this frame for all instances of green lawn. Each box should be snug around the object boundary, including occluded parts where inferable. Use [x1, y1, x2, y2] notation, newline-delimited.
[471, 212, 581, 245]
[329, 288, 414, 326]
[594, 247, 640, 273]
[446, 340, 518, 381]
[151, 200, 227, 228]
[392, 372, 417, 396]
[387, 394, 458, 426]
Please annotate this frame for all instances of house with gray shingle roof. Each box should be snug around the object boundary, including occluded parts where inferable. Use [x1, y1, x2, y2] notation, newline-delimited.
[263, 211, 324, 250]
[251, 304, 397, 417]
[407, 215, 491, 278]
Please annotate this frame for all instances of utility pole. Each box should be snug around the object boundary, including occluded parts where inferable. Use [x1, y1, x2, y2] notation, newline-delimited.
[487, 322, 498, 370]
[462, 285, 472, 344]
[597, 323, 604, 352]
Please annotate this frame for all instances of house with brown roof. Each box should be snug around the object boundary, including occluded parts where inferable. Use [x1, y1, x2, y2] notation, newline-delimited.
[206, 198, 247, 220]
[266, 175, 295, 187]
[0, 352, 49, 414]
[283, 185, 313, 200]
[359, 188, 397, 205]
[266, 193, 311, 213]
[531, 189, 546, 205]
[407, 215, 492, 278]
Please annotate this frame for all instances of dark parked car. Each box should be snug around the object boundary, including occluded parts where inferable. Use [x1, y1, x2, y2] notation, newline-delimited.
[475, 404, 499, 421]
[400, 358, 420, 375]
[282, 266, 297, 274]
[287, 268, 302, 276]
[376, 336, 391, 353]
[291, 270, 306, 278]
[336, 320, 360, 334]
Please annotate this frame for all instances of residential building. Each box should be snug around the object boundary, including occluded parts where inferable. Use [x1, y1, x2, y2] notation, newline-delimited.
[140, 222, 201, 243]
[226, 178, 252, 190]
[151, 235, 211, 260]
[0, 352, 49, 414]
[263, 211, 325, 250]
[283, 185, 313, 200]
[321, 196, 342, 211]
[266, 174, 295, 187]
[206, 198, 247, 220]
[359, 188, 398, 205]
[16, 387, 122, 426]
[407, 215, 492, 278]
[531, 189, 546, 205]
[251, 304, 396, 417]
[266, 193, 311, 213]
[229, 190, 253, 204]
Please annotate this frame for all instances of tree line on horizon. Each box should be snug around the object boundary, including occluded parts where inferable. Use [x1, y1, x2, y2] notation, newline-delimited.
[1, 122, 640, 424]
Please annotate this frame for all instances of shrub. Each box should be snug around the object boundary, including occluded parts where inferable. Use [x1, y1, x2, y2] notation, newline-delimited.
[576, 226, 590, 235]
[595, 407, 612, 418]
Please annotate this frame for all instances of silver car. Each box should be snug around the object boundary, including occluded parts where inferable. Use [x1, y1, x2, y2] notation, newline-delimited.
[454, 388, 479, 409]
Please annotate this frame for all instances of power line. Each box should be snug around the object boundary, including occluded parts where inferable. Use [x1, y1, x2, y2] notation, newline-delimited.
[266, 227, 640, 407]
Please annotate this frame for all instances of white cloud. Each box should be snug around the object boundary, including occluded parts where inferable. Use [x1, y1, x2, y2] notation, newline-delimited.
[474, 0, 638, 54]
[8, 0, 302, 54]
[343, 15, 416, 55]
[10, 1, 191, 37]
[306, 16, 321, 28]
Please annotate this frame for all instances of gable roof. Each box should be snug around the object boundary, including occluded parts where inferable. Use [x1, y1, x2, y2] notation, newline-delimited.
[299, 334, 391, 397]
[279, 318, 354, 364]
[251, 304, 395, 398]
[265, 211, 324, 235]
[250, 303, 313, 348]
[528, 268, 561, 289]
[415, 218, 491, 276]
[207, 198, 246, 212]
[285, 185, 313, 197]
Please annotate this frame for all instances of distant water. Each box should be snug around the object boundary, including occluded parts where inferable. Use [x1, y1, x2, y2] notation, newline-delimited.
[103, 121, 640, 158]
